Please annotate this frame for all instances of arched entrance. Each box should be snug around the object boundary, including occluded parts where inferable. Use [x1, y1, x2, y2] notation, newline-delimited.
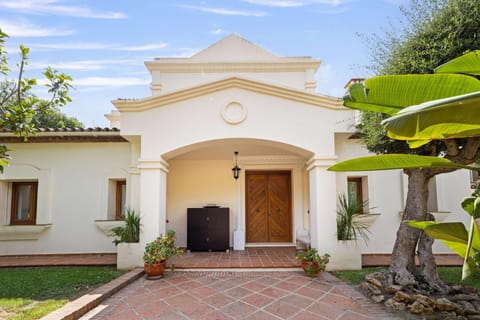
[162, 138, 313, 249]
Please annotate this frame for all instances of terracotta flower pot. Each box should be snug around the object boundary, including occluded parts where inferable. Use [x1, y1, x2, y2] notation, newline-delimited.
[144, 261, 166, 278]
[301, 260, 322, 276]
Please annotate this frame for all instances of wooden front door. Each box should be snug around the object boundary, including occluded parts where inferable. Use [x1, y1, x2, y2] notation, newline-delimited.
[246, 171, 292, 242]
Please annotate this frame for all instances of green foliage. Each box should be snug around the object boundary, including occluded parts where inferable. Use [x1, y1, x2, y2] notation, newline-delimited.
[333, 267, 480, 289]
[0, 29, 73, 172]
[295, 248, 330, 275]
[329, 154, 474, 172]
[338, 48, 480, 281]
[366, 0, 480, 76]
[336, 193, 371, 243]
[143, 229, 184, 265]
[333, 267, 384, 284]
[358, 0, 480, 155]
[0, 266, 124, 320]
[111, 209, 141, 246]
[32, 108, 84, 129]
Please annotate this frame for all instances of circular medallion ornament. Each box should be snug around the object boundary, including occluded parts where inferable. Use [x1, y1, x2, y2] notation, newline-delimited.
[221, 102, 247, 124]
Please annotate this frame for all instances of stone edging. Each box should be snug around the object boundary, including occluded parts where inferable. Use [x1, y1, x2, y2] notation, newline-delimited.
[40, 268, 144, 320]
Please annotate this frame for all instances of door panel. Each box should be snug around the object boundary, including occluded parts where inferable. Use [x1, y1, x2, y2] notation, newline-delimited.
[268, 173, 291, 242]
[246, 171, 292, 243]
[246, 174, 268, 242]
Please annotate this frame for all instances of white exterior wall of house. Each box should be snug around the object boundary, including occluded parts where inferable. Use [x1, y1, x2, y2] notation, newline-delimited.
[0, 34, 473, 269]
[0, 142, 131, 255]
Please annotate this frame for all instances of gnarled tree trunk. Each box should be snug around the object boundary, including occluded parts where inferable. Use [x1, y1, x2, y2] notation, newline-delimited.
[389, 168, 432, 286]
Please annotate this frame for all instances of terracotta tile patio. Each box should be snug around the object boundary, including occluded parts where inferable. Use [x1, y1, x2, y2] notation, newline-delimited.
[81, 270, 406, 320]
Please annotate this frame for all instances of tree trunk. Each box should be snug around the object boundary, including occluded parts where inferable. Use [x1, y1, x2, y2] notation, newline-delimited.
[417, 214, 446, 292]
[389, 168, 431, 286]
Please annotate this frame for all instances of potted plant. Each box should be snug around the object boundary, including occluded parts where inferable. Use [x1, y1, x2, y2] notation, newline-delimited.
[295, 248, 330, 276]
[143, 229, 184, 278]
[110, 208, 141, 245]
[336, 193, 370, 243]
[110, 209, 143, 269]
[335, 193, 373, 270]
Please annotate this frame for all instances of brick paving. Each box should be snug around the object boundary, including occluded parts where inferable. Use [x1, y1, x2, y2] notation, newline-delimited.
[80, 270, 406, 320]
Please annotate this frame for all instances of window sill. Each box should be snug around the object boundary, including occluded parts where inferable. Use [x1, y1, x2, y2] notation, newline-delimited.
[95, 220, 125, 236]
[353, 213, 381, 228]
[0, 224, 52, 241]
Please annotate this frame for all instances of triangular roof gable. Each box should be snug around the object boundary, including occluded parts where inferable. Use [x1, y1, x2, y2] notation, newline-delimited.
[113, 76, 343, 112]
[190, 34, 278, 61]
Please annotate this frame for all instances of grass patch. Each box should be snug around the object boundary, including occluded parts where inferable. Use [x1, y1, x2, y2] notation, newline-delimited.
[0, 266, 124, 320]
[333, 267, 480, 290]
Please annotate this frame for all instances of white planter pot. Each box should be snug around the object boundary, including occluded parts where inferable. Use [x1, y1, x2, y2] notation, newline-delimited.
[117, 242, 143, 270]
[329, 240, 362, 271]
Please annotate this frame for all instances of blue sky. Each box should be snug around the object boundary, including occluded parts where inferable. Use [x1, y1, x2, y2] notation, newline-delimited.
[0, 0, 406, 127]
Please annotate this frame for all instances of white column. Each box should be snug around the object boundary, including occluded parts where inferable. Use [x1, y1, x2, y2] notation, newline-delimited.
[233, 174, 245, 250]
[307, 157, 338, 262]
[128, 142, 141, 211]
[138, 158, 168, 245]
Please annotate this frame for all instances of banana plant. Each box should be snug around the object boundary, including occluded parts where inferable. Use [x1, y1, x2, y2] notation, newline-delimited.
[407, 186, 480, 280]
[331, 50, 480, 280]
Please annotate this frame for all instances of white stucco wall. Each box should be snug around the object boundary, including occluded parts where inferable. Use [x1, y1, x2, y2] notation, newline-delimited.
[121, 87, 351, 160]
[0, 142, 131, 255]
[166, 159, 237, 248]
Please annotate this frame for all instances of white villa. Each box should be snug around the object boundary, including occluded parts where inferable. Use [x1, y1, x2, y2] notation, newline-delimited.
[0, 35, 472, 270]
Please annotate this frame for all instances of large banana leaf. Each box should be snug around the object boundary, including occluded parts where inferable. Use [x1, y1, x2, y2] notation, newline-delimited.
[328, 154, 475, 172]
[344, 74, 480, 116]
[406, 221, 472, 256]
[435, 50, 480, 75]
[382, 91, 480, 146]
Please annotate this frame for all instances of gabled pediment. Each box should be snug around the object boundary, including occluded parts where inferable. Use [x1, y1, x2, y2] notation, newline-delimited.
[112, 76, 343, 112]
[191, 34, 278, 61]
[145, 34, 320, 74]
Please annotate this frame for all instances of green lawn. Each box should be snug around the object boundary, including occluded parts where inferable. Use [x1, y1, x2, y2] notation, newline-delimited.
[0, 266, 124, 320]
[333, 267, 480, 290]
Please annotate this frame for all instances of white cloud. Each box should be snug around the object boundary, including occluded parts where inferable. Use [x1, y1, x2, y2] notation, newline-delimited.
[240, 0, 305, 7]
[29, 59, 141, 71]
[0, 19, 74, 37]
[179, 4, 267, 16]
[121, 43, 169, 51]
[209, 28, 225, 35]
[0, 0, 126, 19]
[73, 77, 149, 87]
[241, 0, 349, 7]
[27, 42, 168, 51]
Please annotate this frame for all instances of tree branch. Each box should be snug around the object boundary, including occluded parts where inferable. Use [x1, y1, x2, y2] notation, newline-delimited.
[16, 58, 25, 108]
[444, 139, 459, 156]
[447, 137, 480, 165]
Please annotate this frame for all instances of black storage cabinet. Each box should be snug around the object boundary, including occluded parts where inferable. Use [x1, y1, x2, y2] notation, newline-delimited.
[187, 207, 229, 251]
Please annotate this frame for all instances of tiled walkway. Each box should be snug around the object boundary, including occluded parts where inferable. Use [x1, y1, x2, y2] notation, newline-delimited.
[81, 270, 405, 320]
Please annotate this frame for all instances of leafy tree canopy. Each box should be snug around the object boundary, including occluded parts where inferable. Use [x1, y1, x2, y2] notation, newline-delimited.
[359, 0, 480, 155]
[0, 29, 74, 172]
